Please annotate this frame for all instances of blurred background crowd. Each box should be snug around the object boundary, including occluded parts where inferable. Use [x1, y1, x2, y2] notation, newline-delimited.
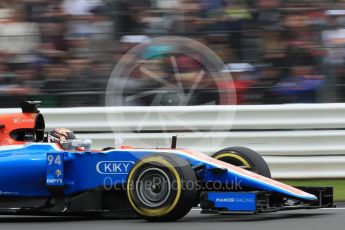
[1, 0, 345, 107]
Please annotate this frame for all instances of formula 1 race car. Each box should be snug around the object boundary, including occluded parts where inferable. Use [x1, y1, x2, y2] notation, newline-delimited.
[0, 102, 334, 221]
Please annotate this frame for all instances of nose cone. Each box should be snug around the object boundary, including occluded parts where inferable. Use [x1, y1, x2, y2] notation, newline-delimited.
[0, 153, 50, 197]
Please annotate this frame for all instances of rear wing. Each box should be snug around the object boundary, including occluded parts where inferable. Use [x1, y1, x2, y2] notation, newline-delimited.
[0, 101, 45, 145]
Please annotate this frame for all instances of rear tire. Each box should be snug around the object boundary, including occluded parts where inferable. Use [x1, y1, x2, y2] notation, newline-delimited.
[127, 154, 198, 222]
[211, 147, 271, 178]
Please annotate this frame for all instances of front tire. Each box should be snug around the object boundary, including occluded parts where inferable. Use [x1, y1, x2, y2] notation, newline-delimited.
[211, 147, 271, 178]
[127, 154, 198, 222]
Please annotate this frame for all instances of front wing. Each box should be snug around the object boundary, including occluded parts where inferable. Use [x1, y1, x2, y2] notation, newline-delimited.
[200, 186, 334, 214]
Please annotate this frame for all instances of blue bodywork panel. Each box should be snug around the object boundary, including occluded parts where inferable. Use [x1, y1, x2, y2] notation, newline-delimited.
[46, 152, 64, 187]
[0, 143, 317, 201]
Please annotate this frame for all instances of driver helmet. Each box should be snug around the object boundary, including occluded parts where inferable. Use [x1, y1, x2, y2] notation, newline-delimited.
[48, 128, 76, 150]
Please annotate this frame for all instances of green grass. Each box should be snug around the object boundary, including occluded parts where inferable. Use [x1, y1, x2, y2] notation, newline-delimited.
[279, 179, 345, 201]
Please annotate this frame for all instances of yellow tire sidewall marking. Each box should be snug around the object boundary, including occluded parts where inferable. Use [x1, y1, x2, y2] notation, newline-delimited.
[215, 152, 251, 168]
[127, 157, 182, 217]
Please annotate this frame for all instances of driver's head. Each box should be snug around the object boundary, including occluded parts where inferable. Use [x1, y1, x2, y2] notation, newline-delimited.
[48, 128, 76, 149]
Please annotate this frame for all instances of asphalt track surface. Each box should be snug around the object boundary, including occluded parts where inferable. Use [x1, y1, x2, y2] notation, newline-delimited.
[0, 205, 344, 230]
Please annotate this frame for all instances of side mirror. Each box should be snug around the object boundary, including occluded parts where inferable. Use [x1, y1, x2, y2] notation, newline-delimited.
[60, 139, 92, 152]
[71, 139, 92, 152]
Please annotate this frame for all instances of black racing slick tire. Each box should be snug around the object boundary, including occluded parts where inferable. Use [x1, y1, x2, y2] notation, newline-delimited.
[211, 147, 271, 178]
[126, 154, 198, 222]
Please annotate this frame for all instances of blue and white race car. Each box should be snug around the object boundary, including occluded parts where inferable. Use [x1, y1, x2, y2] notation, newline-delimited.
[0, 102, 333, 221]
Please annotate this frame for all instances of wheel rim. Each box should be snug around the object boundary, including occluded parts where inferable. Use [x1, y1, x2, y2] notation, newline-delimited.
[136, 167, 171, 208]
